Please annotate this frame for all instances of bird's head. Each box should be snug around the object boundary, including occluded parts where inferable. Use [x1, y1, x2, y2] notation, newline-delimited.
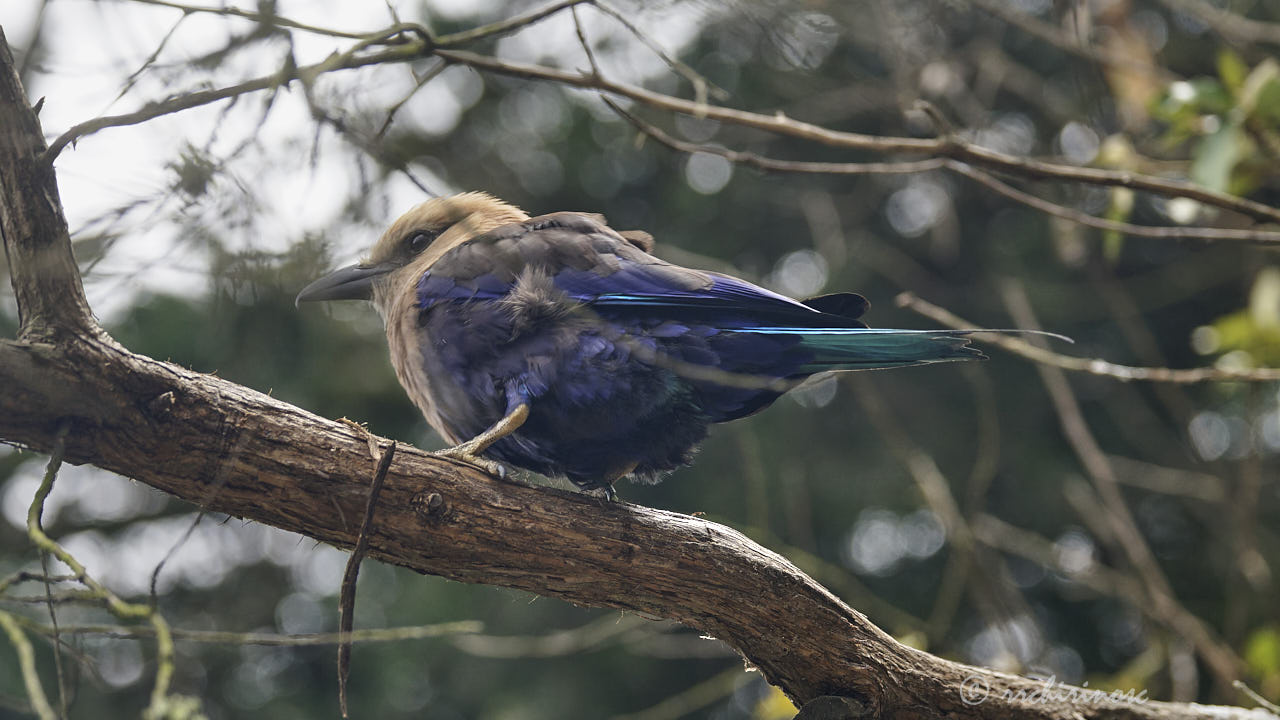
[295, 191, 529, 316]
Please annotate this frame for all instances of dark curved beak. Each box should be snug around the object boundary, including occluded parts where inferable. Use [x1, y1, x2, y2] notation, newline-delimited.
[295, 262, 396, 308]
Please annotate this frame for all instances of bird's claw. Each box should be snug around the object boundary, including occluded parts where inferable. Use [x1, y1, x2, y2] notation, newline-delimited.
[433, 446, 507, 479]
[582, 484, 619, 502]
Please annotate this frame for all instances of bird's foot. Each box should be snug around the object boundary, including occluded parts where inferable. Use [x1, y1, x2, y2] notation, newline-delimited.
[581, 484, 619, 502]
[432, 444, 508, 479]
[431, 404, 529, 480]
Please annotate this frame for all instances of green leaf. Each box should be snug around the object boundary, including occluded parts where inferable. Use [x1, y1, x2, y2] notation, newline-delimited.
[1191, 121, 1247, 193]
[1253, 77, 1280, 126]
[1246, 626, 1280, 678]
[1103, 187, 1134, 263]
[1218, 49, 1249, 93]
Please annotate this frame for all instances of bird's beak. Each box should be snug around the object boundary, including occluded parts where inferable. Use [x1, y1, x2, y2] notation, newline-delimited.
[295, 262, 397, 307]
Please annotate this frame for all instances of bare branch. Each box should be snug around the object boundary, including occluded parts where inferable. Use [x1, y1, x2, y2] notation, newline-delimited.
[610, 666, 743, 720]
[1153, 0, 1280, 47]
[21, 620, 483, 647]
[40, 42, 421, 164]
[998, 280, 1243, 690]
[610, 99, 1280, 244]
[972, 513, 1148, 607]
[37, 10, 1280, 227]
[126, 0, 369, 39]
[963, 0, 1175, 79]
[571, 5, 602, 79]
[896, 292, 1280, 383]
[946, 162, 1280, 245]
[0, 611, 56, 720]
[591, 1, 729, 105]
[433, 47, 1280, 223]
[24, 419, 181, 717]
[337, 433, 395, 718]
[607, 98, 948, 175]
[433, 0, 591, 47]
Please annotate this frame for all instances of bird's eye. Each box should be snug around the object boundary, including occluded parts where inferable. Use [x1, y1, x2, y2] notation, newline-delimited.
[406, 231, 434, 254]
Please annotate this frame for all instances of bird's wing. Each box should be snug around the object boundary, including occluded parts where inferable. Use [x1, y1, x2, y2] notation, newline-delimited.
[417, 212, 869, 329]
[416, 212, 984, 428]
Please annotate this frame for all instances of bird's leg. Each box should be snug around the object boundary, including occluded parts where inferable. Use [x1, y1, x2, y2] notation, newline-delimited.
[581, 485, 619, 502]
[579, 460, 635, 502]
[433, 402, 530, 478]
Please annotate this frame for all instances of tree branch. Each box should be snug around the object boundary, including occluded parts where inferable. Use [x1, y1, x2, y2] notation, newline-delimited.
[1153, 0, 1280, 47]
[896, 293, 1280, 383]
[606, 99, 1280, 245]
[38, 6, 1280, 227]
[2, 323, 1274, 720]
[0, 30, 95, 341]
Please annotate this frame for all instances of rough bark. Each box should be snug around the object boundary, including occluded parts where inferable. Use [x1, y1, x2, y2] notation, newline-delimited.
[0, 27, 1273, 720]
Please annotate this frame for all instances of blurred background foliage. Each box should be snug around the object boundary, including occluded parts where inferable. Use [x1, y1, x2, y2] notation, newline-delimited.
[2, 0, 1280, 718]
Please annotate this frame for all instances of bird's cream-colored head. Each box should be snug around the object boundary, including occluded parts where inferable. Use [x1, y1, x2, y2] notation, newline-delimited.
[295, 191, 529, 316]
[293, 192, 529, 439]
[365, 192, 529, 316]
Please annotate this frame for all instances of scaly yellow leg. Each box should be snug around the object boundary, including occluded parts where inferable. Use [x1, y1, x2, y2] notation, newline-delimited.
[433, 403, 530, 478]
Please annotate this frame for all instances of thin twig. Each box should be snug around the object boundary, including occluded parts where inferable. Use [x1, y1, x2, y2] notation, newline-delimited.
[610, 99, 1280, 244]
[972, 514, 1147, 605]
[38, 553, 66, 719]
[450, 614, 651, 658]
[1234, 681, 1280, 715]
[337, 436, 396, 718]
[33, 424, 68, 719]
[592, 1, 729, 104]
[434, 0, 591, 47]
[572, 5, 601, 79]
[946, 162, 1280, 245]
[375, 59, 448, 139]
[608, 666, 744, 720]
[19, 620, 481, 646]
[998, 280, 1243, 689]
[127, 0, 368, 39]
[0, 572, 78, 595]
[613, 99, 1280, 243]
[434, 47, 1280, 224]
[963, 0, 1174, 78]
[0, 611, 56, 720]
[926, 365, 1000, 639]
[896, 292, 1280, 383]
[304, 94, 437, 195]
[41, 41, 422, 164]
[42, 10, 1280, 226]
[606, 96, 948, 175]
[1154, 0, 1280, 47]
[112, 12, 188, 108]
[849, 375, 1023, 651]
[25, 423, 179, 717]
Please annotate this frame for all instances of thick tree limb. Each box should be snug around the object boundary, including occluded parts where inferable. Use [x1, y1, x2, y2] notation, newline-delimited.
[2, 26, 1276, 720]
[3, 334, 1274, 720]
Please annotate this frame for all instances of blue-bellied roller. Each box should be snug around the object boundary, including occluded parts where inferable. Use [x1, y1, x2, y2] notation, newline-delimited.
[298, 192, 1024, 496]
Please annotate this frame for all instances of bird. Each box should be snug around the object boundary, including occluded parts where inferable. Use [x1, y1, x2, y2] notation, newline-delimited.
[297, 192, 1008, 497]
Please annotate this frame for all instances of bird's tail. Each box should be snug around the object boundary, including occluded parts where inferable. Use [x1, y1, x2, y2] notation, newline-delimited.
[735, 327, 1067, 372]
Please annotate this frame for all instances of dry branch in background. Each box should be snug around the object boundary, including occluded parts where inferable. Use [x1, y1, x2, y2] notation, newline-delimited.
[897, 293, 1280, 383]
[34, 1, 1280, 231]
